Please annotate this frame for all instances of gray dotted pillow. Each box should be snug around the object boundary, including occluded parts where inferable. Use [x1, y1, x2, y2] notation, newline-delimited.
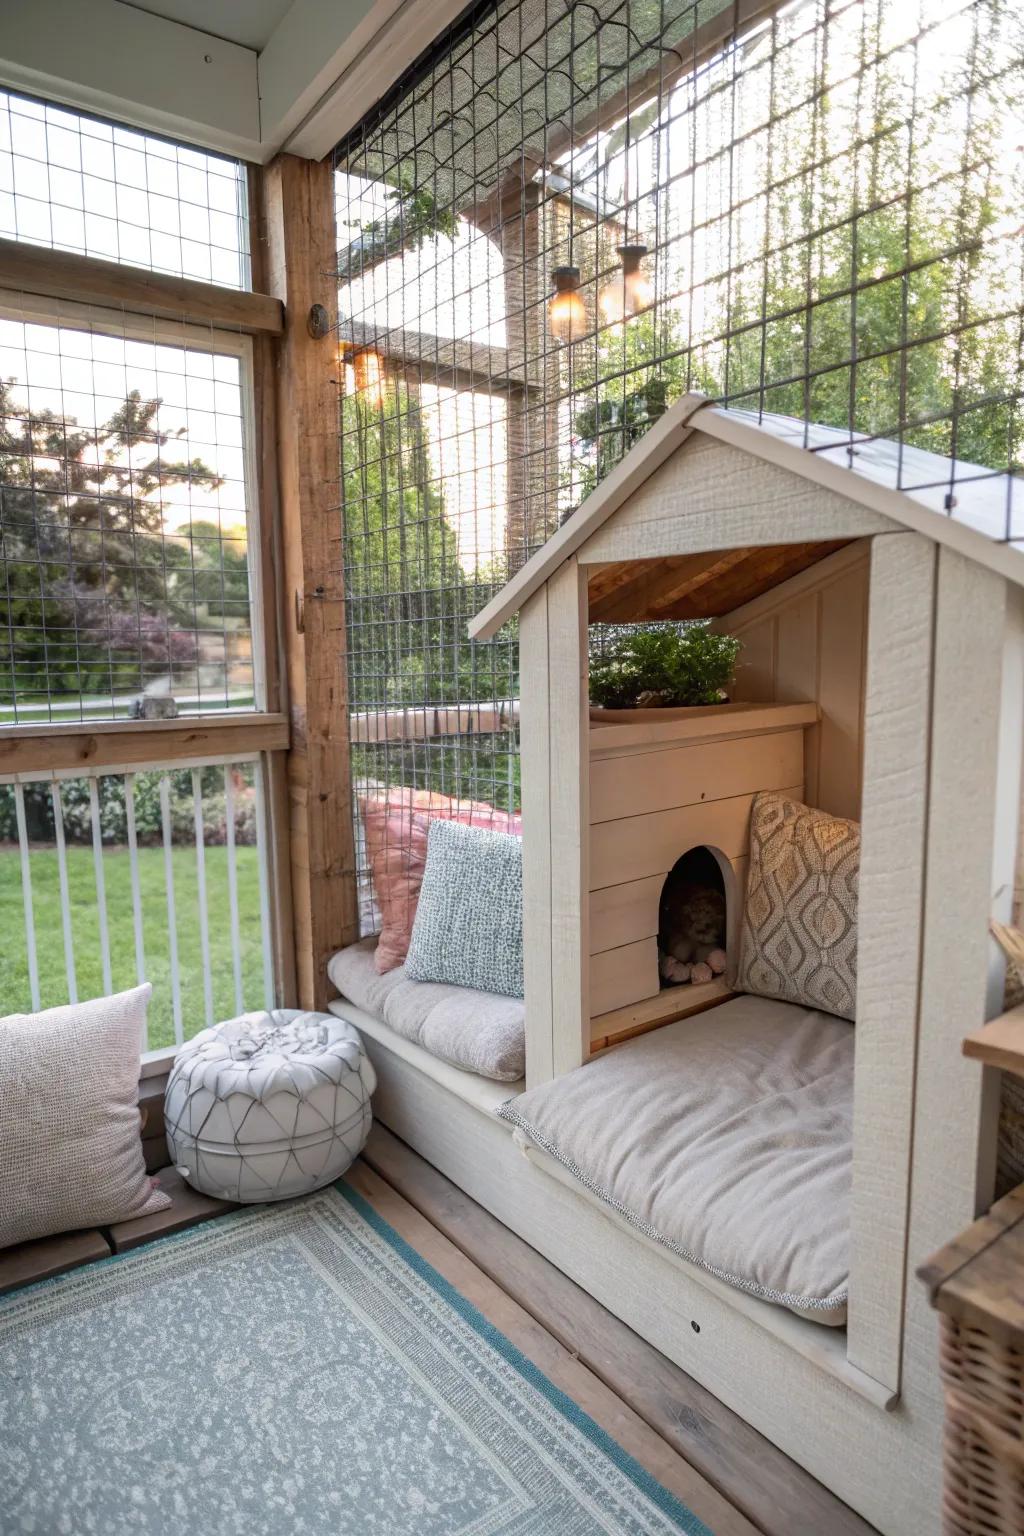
[405, 817, 523, 998]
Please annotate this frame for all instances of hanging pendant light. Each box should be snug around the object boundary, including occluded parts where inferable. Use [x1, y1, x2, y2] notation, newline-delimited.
[599, 244, 654, 325]
[352, 348, 385, 406]
[548, 266, 586, 343]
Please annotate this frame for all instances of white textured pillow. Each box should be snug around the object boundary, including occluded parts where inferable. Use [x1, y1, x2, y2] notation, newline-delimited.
[0, 986, 170, 1248]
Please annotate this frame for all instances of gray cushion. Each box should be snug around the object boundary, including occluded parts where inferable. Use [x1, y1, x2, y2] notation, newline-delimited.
[498, 995, 853, 1321]
[328, 939, 525, 1082]
[406, 819, 523, 998]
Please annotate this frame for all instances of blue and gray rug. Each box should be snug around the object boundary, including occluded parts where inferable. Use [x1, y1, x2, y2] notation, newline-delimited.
[0, 1184, 712, 1535]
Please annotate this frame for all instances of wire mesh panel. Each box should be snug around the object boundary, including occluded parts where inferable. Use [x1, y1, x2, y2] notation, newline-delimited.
[0, 89, 250, 288]
[0, 312, 256, 724]
[333, 0, 1024, 933]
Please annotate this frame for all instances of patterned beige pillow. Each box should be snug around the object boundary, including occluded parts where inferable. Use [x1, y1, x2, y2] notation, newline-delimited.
[0, 986, 170, 1248]
[737, 792, 859, 1021]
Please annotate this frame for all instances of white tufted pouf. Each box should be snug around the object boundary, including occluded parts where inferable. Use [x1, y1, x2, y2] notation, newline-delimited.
[164, 1010, 376, 1203]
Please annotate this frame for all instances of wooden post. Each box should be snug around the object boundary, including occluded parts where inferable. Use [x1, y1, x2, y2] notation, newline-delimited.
[262, 153, 358, 1008]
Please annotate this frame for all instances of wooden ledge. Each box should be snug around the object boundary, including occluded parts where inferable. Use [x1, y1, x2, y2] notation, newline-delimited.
[962, 1003, 1024, 1077]
[0, 237, 284, 336]
[0, 711, 289, 775]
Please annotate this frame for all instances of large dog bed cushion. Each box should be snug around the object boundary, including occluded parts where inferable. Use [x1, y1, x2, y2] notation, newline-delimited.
[498, 995, 853, 1322]
[328, 938, 525, 1082]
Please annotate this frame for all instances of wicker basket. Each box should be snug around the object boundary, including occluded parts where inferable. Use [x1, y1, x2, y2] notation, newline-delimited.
[993, 923, 1024, 1197]
[939, 1315, 1024, 1535]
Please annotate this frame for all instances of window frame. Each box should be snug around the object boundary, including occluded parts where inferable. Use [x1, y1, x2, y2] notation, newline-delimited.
[0, 284, 268, 728]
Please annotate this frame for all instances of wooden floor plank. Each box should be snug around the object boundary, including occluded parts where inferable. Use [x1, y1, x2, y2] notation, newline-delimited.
[362, 1124, 878, 1536]
[344, 1158, 760, 1536]
[0, 1228, 111, 1295]
[105, 1167, 236, 1252]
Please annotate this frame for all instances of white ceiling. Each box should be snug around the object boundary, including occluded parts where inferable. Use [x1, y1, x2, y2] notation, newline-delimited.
[121, 0, 295, 52]
[0, 0, 465, 163]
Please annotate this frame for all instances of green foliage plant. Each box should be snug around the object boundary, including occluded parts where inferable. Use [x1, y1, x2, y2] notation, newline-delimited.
[588, 623, 741, 710]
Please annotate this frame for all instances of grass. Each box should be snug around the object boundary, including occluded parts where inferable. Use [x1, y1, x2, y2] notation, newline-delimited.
[0, 843, 267, 1049]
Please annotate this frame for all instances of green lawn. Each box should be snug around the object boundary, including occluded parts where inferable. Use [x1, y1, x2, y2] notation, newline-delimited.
[0, 844, 267, 1049]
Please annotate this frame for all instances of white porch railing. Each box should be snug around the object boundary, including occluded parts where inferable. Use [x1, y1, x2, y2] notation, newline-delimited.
[1, 754, 275, 1054]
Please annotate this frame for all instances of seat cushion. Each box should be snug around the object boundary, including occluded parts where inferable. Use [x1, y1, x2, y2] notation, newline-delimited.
[498, 995, 853, 1321]
[328, 939, 525, 1082]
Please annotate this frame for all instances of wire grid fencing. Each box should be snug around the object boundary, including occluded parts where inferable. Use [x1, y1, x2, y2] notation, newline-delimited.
[333, 0, 1023, 933]
[0, 89, 251, 288]
[0, 312, 257, 726]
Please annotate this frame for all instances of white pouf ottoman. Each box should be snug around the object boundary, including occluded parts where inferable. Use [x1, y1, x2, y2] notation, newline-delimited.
[164, 1010, 376, 1203]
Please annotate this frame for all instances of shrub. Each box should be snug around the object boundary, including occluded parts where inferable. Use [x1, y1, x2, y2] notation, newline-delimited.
[588, 623, 741, 710]
[0, 766, 258, 847]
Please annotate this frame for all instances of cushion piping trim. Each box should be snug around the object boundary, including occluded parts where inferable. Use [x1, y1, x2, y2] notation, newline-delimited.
[496, 1102, 849, 1313]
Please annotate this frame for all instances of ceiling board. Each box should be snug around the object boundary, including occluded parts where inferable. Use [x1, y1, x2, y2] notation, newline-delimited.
[120, 0, 294, 51]
[587, 542, 851, 624]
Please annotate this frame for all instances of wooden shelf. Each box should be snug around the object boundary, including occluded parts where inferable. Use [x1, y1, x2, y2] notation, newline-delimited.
[590, 978, 732, 1054]
[962, 1003, 1024, 1076]
[588, 699, 819, 758]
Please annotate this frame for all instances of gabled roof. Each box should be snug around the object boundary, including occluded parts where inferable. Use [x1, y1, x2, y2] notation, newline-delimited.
[468, 393, 1024, 640]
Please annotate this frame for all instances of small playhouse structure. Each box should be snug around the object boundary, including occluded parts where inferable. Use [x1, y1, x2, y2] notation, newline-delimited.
[331, 392, 1024, 1536]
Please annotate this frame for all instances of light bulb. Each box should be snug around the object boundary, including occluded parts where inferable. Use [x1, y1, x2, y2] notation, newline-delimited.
[548, 266, 586, 343]
[599, 245, 653, 325]
[352, 348, 385, 406]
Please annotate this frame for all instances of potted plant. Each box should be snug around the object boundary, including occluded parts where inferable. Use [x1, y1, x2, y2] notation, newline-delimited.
[588, 622, 741, 720]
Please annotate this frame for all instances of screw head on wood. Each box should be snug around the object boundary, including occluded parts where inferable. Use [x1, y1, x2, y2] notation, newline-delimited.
[307, 303, 331, 340]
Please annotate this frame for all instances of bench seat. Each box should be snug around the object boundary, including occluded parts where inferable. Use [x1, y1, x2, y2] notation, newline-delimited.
[328, 938, 525, 1082]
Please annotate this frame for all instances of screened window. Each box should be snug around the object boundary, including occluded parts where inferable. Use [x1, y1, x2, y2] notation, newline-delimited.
[0, 89, 250, 288]
[0, 307, 257, 725]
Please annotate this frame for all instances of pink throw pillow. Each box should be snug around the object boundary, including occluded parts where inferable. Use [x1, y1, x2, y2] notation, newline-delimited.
[361, 789, 521, 972]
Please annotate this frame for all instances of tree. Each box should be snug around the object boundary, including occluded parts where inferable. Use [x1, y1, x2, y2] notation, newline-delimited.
[0, 382, 224, 707]
[341, 379, 516, 709]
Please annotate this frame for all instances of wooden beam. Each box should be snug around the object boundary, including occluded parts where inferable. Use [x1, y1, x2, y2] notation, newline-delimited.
[263, 154, 359, 1010]
[339, 316, 529, 394]
[0, 713, 288, 777]
[0, 237, 284, 336]
[247, 164, 296, 1013]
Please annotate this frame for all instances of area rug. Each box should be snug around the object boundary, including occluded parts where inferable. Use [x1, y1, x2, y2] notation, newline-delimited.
[0, 1183, 712, 1535]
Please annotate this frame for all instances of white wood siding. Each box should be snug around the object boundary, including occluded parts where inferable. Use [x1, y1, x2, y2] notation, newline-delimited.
[579, 436, 899, 566]
[847, 533, 936, 1393]
[717, 542, 871, 820]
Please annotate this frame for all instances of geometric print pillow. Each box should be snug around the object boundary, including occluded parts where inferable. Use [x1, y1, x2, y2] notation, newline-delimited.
[736, 791, 859, 1021]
